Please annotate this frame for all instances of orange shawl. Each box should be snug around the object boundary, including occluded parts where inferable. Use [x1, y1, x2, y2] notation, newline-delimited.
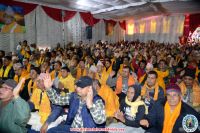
[76, 67, 87, 79]
[115, 75, 135, 94]
[141, 82, 159, 101]
[96, 71, 109, 85]
[14, 69, 29, 83]
[98, 85, 119, 117]
[162, 101, 182, 133]
[25, 63, 31, 73]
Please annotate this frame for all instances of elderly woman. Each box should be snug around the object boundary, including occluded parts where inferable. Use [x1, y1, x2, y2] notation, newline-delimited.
[107, 84, 147, 133]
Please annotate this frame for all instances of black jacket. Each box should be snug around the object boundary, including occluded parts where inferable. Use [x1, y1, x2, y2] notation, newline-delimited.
[120, 98, 146, 128]
[146, 100, 200, 133]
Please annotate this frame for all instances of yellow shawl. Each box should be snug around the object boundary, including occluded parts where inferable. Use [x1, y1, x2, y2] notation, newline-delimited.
[76, 67, 87, 79]
[27, 79, 37, 96]
[154, 68, 169, 78]
[59, 74, 75, 92]
[96, 71, 109, 85]
[14, 69, 29, 83]
[140, 74, 165, 93]
[154, 68, 169, 89]
[125, 96, 148, 117]
[25, 63, 31, 73]
[141, 82, 159, 101]
[38, 57, 45, 66]
[102, 66, 112, 75]
[24, 51, 30, 59]
[98, 85, 119, 117]
[50, 70, 61, 80]
[162, 101, 182, 133]
[1, 21, 24, 33]
[21, 48, 26, 56]
[0, 63, 12, 78]
[30, 88, 51, 124]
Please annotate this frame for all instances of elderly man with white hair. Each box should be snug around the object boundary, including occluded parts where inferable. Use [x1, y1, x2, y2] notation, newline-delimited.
[96, 60, 109, 85]
[88, 65, 98, 79]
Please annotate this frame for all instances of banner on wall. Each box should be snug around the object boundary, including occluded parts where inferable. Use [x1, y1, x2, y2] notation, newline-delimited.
[106, 22, 114, 36]
[0, 4, 25, 33]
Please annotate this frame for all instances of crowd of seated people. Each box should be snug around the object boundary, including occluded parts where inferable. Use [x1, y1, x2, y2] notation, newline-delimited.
[0, 39, 200, 133]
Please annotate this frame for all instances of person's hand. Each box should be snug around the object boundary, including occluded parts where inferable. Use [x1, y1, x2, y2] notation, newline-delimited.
[140, 119, 149, 127]
[114, 110, 125, 123]
[58, 82, 64, 90]
[132, 72, 138, 83]
[42, 73, 53, 90]
[118, 111, 125, 122]
[86, 86, 93, 109]
[13, 78, 26, 99]
[145, 92, 150, 101]
[40, 122, 48, 133]
[134, 50, 138, 57]
[114, 110, 120, 119]
[109, 71, 116, 77]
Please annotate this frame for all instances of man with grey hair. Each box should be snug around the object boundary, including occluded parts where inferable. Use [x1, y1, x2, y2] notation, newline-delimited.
[0, 78, 30, 133]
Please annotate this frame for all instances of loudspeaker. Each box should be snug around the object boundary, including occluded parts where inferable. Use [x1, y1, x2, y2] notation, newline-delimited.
[86, 26, 92, 39]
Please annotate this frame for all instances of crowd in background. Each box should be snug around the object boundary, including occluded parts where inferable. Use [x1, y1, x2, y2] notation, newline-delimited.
[0, 39, 200, 133]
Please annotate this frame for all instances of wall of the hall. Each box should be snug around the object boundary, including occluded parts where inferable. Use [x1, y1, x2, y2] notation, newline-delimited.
[125, 15, 185, 43]
[0, 6, 125, 52]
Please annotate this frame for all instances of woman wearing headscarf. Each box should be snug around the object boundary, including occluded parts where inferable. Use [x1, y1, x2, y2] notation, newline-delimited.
[107, 84, 147, 133]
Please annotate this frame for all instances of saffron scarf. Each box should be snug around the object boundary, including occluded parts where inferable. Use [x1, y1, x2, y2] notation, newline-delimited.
[30, 88, 51, 124]
[162, 101, 182, 133]
[98, 85, 119, 117]
[154, 68, 169, 78]
[179, 81, 200, 107]
[28, 79, 37, 96]
[115, 75, 135, 94]
[38, 57, 45, 66]
[141, 82, 159, 101]
[14, 70, 29, 83]
[76, 67, 87, 79]
[125, 96, 148, 117]
[59, 74, 75, 92]
[50, 70, 61, 80]
[25, 63, 31, 73]
[96, 71, 109, 85]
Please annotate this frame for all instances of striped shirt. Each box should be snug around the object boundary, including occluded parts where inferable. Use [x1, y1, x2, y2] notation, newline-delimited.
[46, 88, 106, 128]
